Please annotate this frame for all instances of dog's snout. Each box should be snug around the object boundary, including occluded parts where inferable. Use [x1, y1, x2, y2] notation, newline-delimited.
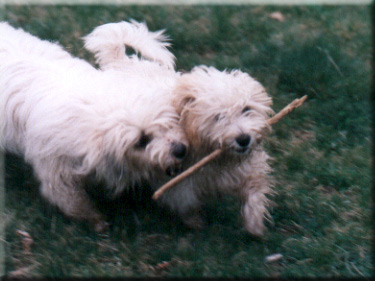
[172, 142, 187, 159]
[236, 134, 251, 147]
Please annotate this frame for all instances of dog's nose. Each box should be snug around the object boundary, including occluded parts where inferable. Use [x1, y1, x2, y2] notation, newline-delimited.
[172, 143, 187, 159]
[236, 134, 251, 147]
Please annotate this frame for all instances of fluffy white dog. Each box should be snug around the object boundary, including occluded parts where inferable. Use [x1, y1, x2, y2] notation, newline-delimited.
[83, 21, 274, 236]
[170, 67, 274, 236]
[0, 22, 188, 231]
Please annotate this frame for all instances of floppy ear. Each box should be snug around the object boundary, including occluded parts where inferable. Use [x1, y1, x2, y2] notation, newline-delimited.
[172, 78, 203, 147]
[173, 94, 195, 116]
[172, 78, 197, 116]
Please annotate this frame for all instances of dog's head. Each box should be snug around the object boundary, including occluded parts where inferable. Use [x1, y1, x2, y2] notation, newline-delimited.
[92, 90, 188, 181]
[174, 66, 273, 155]
[128, 107, 188, 178]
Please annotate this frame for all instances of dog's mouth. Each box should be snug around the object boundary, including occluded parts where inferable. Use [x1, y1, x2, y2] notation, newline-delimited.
[234, 147, 250, 154]
[165, 164, 183, 177]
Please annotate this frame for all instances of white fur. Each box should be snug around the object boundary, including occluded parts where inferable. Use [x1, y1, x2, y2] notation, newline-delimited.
[0, 22, 188, 231]
[83, 20, 175, 71]
[83, 20, 275, 236]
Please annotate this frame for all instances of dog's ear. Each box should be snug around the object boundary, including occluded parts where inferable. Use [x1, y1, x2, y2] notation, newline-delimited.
[173, 80, 197, 115]
[173, 95, 195, 116]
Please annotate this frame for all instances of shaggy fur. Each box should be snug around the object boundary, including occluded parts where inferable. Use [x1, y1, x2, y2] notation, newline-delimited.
[0, 22, 188, 231]
[83, 20, 175, 71]
[169, 66, 274, 236]
[83, 20, 274, 236]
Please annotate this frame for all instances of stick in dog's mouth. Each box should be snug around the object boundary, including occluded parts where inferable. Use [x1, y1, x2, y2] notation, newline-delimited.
[152, 95, 308, 200]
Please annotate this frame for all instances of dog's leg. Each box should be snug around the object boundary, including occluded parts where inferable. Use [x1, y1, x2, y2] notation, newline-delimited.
[242, 179, 271, 237]
[34, 159, 108, 232]
[180, 208, 205, 230]
[239, 150, 273, 237]
[159, 181, 204, 230]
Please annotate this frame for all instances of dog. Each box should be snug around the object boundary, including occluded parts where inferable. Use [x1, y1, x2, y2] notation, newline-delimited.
[169, 66, 274, 236]
[0, 22, 188, 231]
[83, 20, 274, 236]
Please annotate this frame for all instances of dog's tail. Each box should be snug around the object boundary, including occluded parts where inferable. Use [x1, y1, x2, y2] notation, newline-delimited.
[83, 20, 175, 70]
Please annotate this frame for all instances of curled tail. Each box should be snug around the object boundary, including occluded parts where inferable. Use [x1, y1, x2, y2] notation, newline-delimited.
[83, 20, 175, 70]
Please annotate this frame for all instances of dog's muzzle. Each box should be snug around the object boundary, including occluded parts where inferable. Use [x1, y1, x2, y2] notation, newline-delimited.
[164, 142, 187, 177]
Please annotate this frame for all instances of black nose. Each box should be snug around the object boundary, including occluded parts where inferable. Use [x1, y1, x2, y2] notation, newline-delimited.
[172, 143, 187, 159]
[235, 134, 251, 147]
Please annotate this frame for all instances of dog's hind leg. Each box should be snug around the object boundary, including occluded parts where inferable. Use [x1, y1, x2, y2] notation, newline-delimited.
[34, 159, 108, 232]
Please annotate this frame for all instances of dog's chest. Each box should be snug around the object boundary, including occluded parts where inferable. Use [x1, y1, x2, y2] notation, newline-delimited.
[186, 153, 252, 192]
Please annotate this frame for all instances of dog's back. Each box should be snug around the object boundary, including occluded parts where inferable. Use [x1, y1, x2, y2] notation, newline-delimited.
[0, 22, 96, 154]
[0, 22, 72, 61]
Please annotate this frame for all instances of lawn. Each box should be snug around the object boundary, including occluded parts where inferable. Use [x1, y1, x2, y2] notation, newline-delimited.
[1, 4, 372, 278]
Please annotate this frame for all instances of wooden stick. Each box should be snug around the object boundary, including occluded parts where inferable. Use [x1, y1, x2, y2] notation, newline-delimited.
[152, 149, 222, 200]
[152, 95, 308, 200]
[267, 95, 308, 125]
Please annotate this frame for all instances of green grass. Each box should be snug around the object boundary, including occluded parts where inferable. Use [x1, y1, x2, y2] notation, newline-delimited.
[1, 4, 372, 278]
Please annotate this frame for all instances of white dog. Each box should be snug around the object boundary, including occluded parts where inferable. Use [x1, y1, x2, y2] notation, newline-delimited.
[83, 21, 274, 236]
[170, 67, 274, 236]
[0, 22, 188, 231]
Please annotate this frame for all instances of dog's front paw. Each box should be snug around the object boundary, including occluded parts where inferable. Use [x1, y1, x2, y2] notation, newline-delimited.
[244, 221, 265, 237]
[94, 220, 110, 233]
[243, 210, 266, 237]
[89, 216, 110, 233]
[181, 210, 205, 230]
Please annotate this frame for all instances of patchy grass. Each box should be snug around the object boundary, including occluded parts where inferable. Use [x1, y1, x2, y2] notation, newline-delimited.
[1, 5, 372, 278]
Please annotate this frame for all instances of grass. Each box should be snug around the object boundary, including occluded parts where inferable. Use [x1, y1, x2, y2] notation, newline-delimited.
[1, 4, 372, 278]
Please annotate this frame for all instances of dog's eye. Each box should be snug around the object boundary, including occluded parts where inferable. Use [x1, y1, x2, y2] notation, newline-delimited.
[242, 106, 252, 114]
[136, 134, 152, 149]
[214, 114, 224, 121]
